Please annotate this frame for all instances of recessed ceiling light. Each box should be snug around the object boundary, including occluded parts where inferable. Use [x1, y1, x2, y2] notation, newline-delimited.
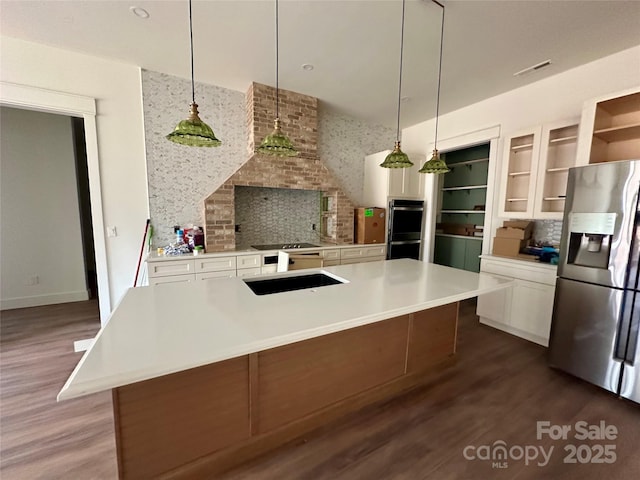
[513, 60, 552, 77]
[301, 64, 314, 71]
[130, 6, 150, 19]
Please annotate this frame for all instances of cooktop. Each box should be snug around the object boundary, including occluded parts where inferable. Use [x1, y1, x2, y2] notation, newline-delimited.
[251, 243, 320, 250]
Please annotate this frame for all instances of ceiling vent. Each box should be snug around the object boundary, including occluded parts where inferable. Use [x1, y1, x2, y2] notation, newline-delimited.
[513, 60, 552, 77]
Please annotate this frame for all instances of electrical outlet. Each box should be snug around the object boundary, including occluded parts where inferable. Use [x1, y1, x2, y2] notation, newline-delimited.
[312, 223, 316, 230]
[107, 226, 117, 237]
[24, 275, 39, 286]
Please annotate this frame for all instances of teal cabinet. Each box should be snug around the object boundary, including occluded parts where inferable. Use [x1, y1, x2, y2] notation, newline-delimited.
[434, 143, 489, 273]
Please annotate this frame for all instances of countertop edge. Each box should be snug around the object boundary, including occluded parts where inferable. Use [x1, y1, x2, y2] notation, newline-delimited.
[57, 278, 512, 401]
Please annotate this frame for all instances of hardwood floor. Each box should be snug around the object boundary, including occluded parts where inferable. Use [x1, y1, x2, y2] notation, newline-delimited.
[1, 299, 638, 479]
[0, 301, 117, 479]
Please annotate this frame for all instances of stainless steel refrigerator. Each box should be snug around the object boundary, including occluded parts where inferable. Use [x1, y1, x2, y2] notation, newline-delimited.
[548, 159, 640, 404]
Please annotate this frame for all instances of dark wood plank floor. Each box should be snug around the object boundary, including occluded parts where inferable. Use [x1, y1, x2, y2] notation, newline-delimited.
[1, 300, 638, 479]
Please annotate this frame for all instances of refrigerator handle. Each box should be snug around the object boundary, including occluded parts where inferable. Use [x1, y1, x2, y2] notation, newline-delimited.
[623, 291, 639, 365]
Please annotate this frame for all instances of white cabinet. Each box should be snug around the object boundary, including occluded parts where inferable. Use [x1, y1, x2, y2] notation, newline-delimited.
[236, 267, 262, 278]
[149, 275, 194, 286]
[576, 86, 640, 165]
[499, 120, 579, 220]
[340, 245, 386, 261]
[148, 259, 195, 278]
[195, 271, 236, 281]
[363, 150, 425, 208]
[498, 126, 542, 218]
[533, 119, 580, 219]
[476, 256, 556, 346]
[195, 256, 237, 273]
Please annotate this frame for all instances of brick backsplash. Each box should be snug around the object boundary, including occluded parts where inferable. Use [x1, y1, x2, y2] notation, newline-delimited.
[235, 187, 321, 248]
[204, 82, 355, 252]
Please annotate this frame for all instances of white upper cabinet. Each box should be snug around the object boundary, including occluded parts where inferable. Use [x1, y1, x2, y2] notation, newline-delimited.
[498, 119, 580, 220]
[497, 126, 542, 219]
[363, 150, 425, 208]
[576, 86, 640, 166]
[533, 118, 580, 219]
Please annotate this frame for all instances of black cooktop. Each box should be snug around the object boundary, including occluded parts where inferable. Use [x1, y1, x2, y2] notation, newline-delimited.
[251, 243, 320, 250]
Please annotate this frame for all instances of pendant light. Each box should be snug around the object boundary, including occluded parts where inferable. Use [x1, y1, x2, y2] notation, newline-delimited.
[166, 0, 221, 147]
[380, 0, 413, 169]
[419, 0, 449, 174]
[257, 0, 298, 157]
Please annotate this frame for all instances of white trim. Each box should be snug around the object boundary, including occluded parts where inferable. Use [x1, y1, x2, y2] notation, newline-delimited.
[74, 338, 95, 353]
[479, 317, 548, 347]
[1, 291, 90, 310]
[423, 126, 502, 262]
[0, 81, 111, 323]
[0, 82, 96, 115]
[435, 125, 501, 152]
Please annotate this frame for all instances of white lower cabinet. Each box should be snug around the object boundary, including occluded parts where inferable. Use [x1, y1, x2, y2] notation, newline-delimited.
[236, 267, 262, 278]
[147, 245, 388, 285]
[149, 275, 194, 286]
[476, 256, 556, 346]
[195, 271, 236, 281]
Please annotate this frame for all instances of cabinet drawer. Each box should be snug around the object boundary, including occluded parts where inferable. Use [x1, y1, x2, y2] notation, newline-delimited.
[195, 271, 236, 281]
[237, 267, 262, 278]
[237, 254, 261, 269]
[150, 274, 194, 285]
[323, 259, 340, 267]
[340, 256, 386, 265]
[481, 259, 556, 285]
[195, 256, 237, 273]
[322, 249, 341, 260]
[261, 265, 278, 274]
[340, 246, 386, 259]
[149, 260, 195, 278]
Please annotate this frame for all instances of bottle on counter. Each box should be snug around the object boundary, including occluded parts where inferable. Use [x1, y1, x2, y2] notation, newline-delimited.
[176, 229, 185, 245]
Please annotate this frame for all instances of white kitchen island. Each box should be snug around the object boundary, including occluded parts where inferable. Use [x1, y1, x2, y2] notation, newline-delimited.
[59, 259, 511, 479]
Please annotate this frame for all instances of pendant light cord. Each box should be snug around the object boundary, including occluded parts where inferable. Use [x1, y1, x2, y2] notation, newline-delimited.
[395, 0, 406, 143]
[433, 0, 445, 149]
[189, 0, 195, 104]
[275, 0, 280, 120]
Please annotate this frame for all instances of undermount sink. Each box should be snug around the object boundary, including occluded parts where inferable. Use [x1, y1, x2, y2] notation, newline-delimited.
[244, 272, 346, 296]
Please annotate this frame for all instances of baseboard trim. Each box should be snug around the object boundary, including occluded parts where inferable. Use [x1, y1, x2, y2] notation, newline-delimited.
[478, 316, 549, 347]
[1, 290, 90, 310]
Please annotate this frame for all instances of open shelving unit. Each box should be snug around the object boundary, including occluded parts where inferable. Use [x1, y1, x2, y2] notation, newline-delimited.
[589, 91, 640, 164]
[534, 121, 579, 218]
[500, 129, 540, 217]
[433, 143, 490, 273]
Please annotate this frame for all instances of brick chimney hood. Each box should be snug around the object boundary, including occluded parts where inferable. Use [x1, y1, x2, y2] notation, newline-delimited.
[203, 82, 355, 252]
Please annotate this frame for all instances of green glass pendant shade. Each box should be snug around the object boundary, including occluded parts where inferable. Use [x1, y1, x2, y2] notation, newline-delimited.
[419, 149, 450, 174]
[380, 141, 413, 168]
[166, 103, 221, 147]
[257, 118, 298, 157]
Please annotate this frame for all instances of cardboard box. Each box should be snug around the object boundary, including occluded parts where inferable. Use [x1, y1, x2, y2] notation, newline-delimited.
[496, 221, 534, 240]
[354, 207, 386, 244]
[493, 237, 528, 257]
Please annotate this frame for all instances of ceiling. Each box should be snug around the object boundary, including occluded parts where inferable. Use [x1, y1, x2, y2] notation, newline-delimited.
[2, 0, 639, 128]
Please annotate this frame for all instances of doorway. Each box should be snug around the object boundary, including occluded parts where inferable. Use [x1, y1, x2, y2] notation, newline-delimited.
[1, 107, 97, 307]
[0, 81, 111, 323]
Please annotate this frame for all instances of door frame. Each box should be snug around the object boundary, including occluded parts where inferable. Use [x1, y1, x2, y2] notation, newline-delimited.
[423, 125, 501, 263]
[1, 81, 111, 322]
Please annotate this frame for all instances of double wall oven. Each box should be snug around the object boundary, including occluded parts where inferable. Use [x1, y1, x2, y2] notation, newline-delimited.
[387, 199, 424, 260]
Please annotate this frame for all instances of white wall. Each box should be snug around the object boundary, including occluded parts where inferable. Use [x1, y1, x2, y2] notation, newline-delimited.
[141, 70, 394, 247]
[0, 36, 149, 309]
[401, 45, 640, 258]
[0, 107, 87, 308]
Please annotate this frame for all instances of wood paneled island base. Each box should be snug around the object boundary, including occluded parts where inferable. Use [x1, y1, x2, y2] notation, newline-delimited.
[111, 303, 458, 479]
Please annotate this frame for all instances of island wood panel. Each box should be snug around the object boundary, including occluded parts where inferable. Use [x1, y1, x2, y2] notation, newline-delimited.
[407, 302, 458, 373]
[256, 315, 410, 433]
[113, 356, 251, 480]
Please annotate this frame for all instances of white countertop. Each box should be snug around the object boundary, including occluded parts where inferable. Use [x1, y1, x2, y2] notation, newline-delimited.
[480, 254, 558, 271]
[58, 259, 512, 401]
[146, 242, 380, 262]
